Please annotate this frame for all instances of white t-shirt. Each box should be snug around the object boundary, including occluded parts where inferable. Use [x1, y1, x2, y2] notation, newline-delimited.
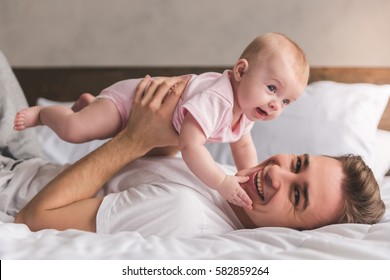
[96, 156, 243, 237]
[96, 158, 243, 237]
[1, 155, 243, 237]
[0, 156, 67, 222]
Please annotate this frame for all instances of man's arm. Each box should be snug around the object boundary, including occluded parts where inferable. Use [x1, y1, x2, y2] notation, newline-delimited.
[15, 75, 188, 232]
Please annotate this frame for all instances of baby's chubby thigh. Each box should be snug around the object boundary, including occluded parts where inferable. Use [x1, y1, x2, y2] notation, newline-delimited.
[99, 78, 145, 127]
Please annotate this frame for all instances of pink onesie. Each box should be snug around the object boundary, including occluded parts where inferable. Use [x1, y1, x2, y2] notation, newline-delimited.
[98, 70, 254, 143]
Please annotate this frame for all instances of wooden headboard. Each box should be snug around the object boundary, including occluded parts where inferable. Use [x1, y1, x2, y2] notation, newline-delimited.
[13, 66, 390, 131]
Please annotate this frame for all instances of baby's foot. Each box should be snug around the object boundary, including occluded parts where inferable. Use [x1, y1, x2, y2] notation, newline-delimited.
[71, 93, 95, 112]
[13, 106, 42, 130]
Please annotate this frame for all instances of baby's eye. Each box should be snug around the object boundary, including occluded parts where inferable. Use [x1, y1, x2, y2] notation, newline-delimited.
[282, 99, 290, 105]
[267, 85, 276, 93]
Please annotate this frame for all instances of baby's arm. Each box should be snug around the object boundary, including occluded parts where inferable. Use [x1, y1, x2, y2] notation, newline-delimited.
[230, 132, 258, 171]
[179, 113, 252, 209]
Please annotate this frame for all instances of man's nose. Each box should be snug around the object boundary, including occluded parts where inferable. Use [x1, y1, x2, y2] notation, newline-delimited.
[264, 165, 286, 203]
[267, 165, 282, 190]
[267, 162, 297, 191]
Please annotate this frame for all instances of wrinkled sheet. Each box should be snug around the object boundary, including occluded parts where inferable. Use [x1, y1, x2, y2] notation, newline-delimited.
[1, 176, 389, 259]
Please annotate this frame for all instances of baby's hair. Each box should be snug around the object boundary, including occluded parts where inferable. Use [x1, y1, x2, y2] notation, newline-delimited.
[239, 32, 310, 86]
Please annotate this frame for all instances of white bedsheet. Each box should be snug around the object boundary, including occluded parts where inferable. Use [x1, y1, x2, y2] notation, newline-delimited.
[1, 175, 389, 259]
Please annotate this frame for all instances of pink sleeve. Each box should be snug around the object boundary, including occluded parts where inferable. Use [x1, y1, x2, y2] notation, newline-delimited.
[243, 119, 254, 135]
[182, 91, 232, 139]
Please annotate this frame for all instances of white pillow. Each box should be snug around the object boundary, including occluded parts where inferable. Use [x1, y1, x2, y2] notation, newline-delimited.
[36, 81, 390, 180]
[207, 81, 390, 180]
[372, 129, 390, 182]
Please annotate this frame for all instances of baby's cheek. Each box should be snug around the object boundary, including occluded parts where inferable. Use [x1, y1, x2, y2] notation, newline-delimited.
[270, 110, 283, 120]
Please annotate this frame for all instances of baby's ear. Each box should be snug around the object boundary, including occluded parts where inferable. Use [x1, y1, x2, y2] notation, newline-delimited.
[233, 59, 249, 81]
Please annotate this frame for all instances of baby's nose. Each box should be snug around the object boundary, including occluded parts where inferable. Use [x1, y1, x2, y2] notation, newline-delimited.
[269, 100, 280, 111]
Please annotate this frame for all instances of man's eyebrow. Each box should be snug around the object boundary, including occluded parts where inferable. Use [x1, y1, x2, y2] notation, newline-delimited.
[303, 154, 310, 210]
[303, 153, 309, 170]
[303, 183, 309, 210]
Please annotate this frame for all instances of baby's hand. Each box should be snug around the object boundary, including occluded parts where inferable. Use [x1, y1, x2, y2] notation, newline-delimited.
[217, 175, 252, 210]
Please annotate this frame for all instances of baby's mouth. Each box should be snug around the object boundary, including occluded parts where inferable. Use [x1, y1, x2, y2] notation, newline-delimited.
[254, 171, 265, 201]
[256, 107, 268, 117]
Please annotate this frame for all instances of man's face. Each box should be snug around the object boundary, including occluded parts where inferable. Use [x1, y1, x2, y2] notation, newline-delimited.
[234, 154, 344, 230]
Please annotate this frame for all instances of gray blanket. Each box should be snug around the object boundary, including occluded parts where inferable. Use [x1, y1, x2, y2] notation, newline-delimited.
[0, 51, 42, 159]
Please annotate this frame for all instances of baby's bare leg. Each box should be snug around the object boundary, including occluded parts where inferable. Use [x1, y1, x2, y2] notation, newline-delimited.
[13, 93, 96, 131]
[14, 106, 43, 130]
[46, 98, 122, 143]
[15, 98, 122, 143]
[71, 93, 96, 112]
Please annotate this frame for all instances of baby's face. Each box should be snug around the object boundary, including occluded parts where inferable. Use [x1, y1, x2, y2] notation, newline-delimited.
[234, 54, 305, 122]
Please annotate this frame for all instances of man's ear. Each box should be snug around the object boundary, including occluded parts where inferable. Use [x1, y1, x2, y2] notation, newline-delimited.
[232, 59, 249, 81]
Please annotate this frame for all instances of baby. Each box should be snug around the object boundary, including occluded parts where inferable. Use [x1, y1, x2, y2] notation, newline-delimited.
[14, 33, 309, 210]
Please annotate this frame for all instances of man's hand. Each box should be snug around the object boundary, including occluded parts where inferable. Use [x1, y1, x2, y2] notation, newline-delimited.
[123, 75, 190, 152]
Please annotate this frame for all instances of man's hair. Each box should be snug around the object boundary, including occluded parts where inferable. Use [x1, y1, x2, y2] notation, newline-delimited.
[239, 32, 310, 86]
[332, 154, 386, 224]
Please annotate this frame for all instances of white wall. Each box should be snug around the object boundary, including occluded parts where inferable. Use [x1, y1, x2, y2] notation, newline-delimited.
[1, 0, 389, 67]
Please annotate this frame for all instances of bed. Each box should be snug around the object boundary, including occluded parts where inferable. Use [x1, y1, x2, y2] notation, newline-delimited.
[1, 65, 390, 259]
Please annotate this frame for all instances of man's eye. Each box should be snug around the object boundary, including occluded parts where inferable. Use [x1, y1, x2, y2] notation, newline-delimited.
[295, 158, 301, 173]
[267, 85, 276, 92]
[294, 187, 300, 206]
